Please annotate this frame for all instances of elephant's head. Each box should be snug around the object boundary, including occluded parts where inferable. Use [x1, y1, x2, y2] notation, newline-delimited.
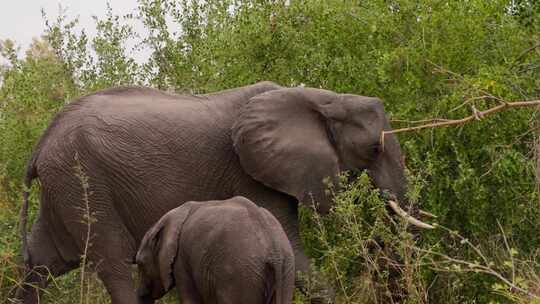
[232, 87, 429, 227]
[135, 205, 193, 302]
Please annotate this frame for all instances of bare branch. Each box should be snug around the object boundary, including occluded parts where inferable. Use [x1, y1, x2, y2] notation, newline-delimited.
[391, 118, 453, 124]
[383, 99, 540, 138]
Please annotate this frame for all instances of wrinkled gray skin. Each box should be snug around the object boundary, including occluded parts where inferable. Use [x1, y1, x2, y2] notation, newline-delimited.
[15, 82, 409, 303]
[136, 196, 295, 304]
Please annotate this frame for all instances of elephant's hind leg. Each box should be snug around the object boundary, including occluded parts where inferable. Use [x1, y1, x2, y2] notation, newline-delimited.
[48, 172, 142, 304]
[63, 216, 141, 304]
[14, 216, 78, 303]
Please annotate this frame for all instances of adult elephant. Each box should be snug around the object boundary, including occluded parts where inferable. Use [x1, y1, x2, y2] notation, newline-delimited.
[15, 81, 430, 303]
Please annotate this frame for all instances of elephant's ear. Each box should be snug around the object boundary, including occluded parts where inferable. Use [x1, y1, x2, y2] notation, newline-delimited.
[137, 205, 192, 291]
[232, 88, 341, 213]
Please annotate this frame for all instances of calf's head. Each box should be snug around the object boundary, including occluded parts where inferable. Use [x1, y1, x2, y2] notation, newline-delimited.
[135, 206, 191, 301]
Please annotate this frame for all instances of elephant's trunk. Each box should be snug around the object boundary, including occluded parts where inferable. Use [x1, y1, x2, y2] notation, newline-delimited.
[367, 129, 434, 229]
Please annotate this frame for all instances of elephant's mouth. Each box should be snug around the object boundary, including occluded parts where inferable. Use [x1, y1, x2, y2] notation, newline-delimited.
[387, 200, 436, 229]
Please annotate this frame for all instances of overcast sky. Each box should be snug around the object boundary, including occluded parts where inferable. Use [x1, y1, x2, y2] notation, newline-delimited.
[0, 0, 147, 61]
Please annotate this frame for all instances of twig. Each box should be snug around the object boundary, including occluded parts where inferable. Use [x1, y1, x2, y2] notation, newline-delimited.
[435, 225, 489, 267]
[427, 60, 512, 102]
[427, 59, 464, 80]
[512, 41, 540, 67]
[535, 137, 540, 203]
[471, 105, 482, 120]
[391, 118, 453, 124]
[497, 220, 515, 284]
[450, 95, 492, 112]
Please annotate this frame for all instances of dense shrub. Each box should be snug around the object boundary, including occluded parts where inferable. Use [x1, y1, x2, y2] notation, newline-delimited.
[1, 0, 539, 302]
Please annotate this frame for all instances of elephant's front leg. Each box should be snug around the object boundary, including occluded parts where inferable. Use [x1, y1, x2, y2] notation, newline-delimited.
[286, 217, 335, 304]
[260, 197, 335, 304]
[237, 180, 335, 303]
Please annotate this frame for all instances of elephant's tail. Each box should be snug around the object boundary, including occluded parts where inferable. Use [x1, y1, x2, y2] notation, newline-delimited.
[20, 157, 37, 266]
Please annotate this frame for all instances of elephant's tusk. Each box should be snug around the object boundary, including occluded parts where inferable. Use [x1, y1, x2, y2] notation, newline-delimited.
[388, 201, 436, 229]
[419, 209, 438, 219]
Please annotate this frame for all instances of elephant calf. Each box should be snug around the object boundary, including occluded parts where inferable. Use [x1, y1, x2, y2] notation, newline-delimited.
[136, 196, 295, 304]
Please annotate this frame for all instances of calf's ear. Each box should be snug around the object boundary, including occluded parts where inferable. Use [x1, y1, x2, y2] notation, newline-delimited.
[137, 205, 193, 291]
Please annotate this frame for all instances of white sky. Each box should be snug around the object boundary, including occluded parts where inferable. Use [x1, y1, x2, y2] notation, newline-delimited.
[0, 0, 148, 62]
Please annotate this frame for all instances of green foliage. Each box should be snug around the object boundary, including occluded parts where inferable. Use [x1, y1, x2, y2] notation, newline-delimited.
[299, 172, 425, 303]
[301, 173, 389, 271]
[1, 0, 540, 302]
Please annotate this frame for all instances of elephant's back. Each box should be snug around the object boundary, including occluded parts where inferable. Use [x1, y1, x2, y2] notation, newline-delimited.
[34, 86, 232, 167]
[54, 86, 222, 130]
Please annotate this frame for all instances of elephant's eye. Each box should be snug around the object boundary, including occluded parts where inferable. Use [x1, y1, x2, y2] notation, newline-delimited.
[371, 143, 382, 156]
